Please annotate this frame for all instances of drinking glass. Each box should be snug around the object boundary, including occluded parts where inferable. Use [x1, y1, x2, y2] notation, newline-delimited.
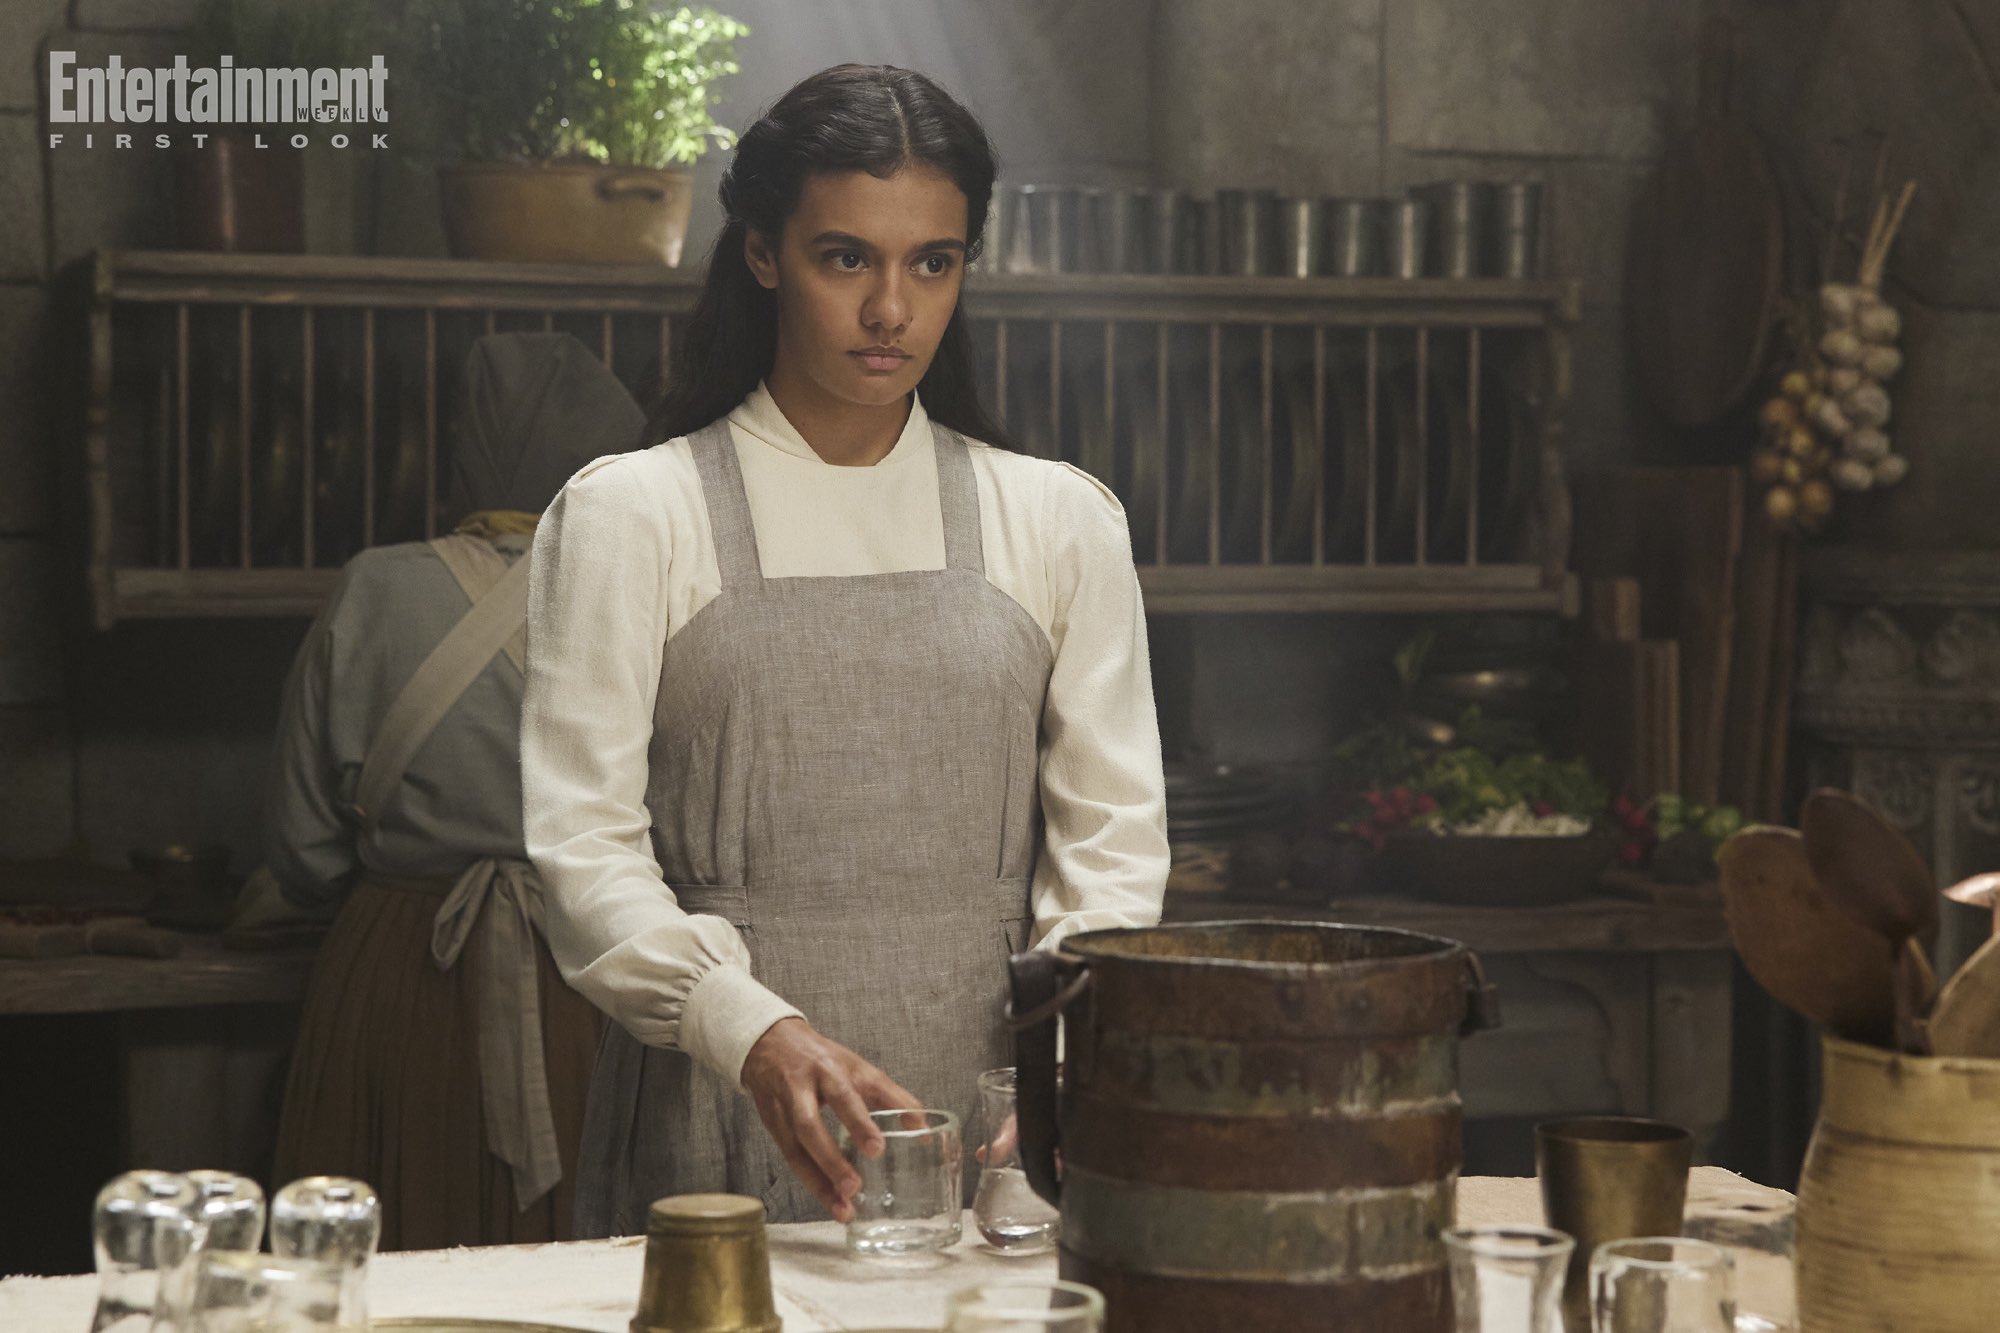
[1538, 1116, 1693, 1332]
[160, 1251, 344, 1333]
[153, 1171, 267, 1331]
[973, 1068, 1060, 1255]
[1682, 1195, 1795, 1333]
[91, 1170, 200, 1333]
[944, 1279, 1105, 1332]
[270, 1176, 380, 1330]
[1591, 1237, 1735, 1333]
[1446, 1226, 1573, 1333]
[837, 1108, 962, 1258]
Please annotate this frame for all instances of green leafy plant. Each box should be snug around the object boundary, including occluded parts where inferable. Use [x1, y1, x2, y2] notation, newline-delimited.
[409, 0, 748, 168]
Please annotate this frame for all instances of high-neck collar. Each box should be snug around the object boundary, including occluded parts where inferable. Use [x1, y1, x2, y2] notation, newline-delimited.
[727, 381, 930, 468]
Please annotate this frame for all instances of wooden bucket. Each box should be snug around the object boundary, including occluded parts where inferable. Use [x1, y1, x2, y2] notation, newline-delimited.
[1797, 1034, 2000, 1331]
[1010, 921, 1497, 1332]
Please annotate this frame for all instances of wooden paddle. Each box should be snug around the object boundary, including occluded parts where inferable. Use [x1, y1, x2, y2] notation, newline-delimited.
[1718, 825, 1895, 1046]
[1800, 789, 1938, 945]
[1624, 17, 1784, 429]
[1931, 933, 2000, 1057]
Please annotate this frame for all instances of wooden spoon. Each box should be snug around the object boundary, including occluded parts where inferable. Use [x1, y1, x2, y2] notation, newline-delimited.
[1944, 872, 2000, 939]
[1931, 932, 2000, 1057]
[1718, 825, 1895, 1046]
[1801, 790, 1941, 1054]
[1800, 789, 1938, 944]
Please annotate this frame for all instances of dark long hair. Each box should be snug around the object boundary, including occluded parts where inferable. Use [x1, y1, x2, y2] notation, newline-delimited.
[642, 64, 1013, 449]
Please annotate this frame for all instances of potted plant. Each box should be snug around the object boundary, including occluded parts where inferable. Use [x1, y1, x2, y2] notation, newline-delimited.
[178, 0, 375, 251]
[410, 0, 748, 265]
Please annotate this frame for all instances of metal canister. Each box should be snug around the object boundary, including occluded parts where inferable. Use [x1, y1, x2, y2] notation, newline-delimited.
[1017, 184, 1067, 275]
[1491, 181, 1544, 279]
[1278, 198, 1324, 278]
[1326, 197, 1383, 277]
[1422, 181, 1497, 279]
[1386, 198, 1433, 278]
[630, 1194, 781, 1333]
[1143, 188, 1184, 274]
[1218, 187, 1280, 276]
[1011, 921, 1499, 1331]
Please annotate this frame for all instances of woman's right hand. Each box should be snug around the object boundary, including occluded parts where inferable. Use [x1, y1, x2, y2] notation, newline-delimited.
[739, 1017, 920, 1222]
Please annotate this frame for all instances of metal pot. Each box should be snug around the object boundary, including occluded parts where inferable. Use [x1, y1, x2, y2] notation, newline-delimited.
[437, 161, 694, 266]
[1010, 921, 1498, 1331]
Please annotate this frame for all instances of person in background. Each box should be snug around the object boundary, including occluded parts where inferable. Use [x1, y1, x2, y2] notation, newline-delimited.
[248, 332, 641, 1248]
[522, 65, 1171, 1232]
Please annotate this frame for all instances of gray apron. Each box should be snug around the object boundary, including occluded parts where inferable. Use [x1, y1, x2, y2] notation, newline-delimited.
[573, 416, 1055, 1232]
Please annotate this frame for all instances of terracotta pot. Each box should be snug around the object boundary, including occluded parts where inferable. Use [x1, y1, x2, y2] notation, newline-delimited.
[1796, 1034, 2000, 1331]
[173, 131, 305, 252]
[438, 160, 694, 265]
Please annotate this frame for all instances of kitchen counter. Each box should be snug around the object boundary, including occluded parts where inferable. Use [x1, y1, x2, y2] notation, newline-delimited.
[0, 1168, 1792, 1330]
[0, 933, 314, 1015]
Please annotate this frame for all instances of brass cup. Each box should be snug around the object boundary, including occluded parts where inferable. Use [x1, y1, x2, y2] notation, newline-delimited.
[630, 1194, 782, 1333]
[1536, 1116, 1693, 1333]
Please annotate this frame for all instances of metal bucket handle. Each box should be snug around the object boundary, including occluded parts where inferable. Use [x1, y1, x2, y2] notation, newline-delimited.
[1005, 949, 1091, 1207]
[1461, 949, 1503, 1035]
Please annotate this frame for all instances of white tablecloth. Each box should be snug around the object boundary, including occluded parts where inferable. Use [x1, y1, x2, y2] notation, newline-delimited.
[0, 1169, 1791, 1331]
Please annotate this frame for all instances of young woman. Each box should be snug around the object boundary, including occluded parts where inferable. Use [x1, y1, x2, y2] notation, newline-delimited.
[521, 64, 1169, 1232]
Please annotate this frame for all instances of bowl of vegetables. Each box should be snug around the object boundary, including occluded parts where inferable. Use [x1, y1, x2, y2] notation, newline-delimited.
[1344, 746, 1619, 906]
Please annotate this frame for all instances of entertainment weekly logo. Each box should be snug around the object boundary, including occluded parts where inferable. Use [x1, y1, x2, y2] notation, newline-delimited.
[45, 51, 390, 149]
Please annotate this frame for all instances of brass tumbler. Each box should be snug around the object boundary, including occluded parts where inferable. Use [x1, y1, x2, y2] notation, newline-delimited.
[1536, 1116, 1692, 1333]
[630, 1194, 781, 1333]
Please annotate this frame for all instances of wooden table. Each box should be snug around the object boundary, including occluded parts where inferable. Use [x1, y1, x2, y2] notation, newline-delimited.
[0, 1168, 1793, 1330]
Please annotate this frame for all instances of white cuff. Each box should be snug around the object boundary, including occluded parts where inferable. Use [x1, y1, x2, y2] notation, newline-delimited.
[679, 962, 805, 1089]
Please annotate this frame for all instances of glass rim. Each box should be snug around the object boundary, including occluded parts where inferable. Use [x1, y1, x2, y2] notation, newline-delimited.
[977, 1066, 1017, 1091]
[947, 1277, 1106, 1315]
[1442, 1224, 1575, 1258]
[1591, 1235, 1733, 1271]
[858, 1107, 959, 1138]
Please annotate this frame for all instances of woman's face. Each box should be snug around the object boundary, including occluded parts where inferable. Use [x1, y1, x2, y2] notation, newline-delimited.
[745, 165, 970, 412]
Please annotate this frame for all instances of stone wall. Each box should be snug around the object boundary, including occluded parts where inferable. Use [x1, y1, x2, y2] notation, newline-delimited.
[2, 0, 1709, 862]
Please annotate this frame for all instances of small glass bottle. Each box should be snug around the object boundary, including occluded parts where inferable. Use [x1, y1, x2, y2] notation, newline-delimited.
[270, 1176, 381, 1330]
[89, 1171, 199, 1333]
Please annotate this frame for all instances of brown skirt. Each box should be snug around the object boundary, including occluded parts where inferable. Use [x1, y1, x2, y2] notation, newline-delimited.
[272, 874, 604, 1251]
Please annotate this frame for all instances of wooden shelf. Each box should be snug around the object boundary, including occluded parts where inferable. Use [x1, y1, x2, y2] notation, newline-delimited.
[83, 249, 1581, 623]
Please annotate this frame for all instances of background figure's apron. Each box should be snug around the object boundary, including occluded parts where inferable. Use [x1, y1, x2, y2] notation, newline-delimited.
[574, 417, 1054, 1232]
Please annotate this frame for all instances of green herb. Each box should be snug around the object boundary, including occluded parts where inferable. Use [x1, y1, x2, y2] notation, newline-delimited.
[409, 0, 748, 169]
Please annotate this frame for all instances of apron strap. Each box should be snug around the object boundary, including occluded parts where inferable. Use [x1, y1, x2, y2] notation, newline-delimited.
[689, 418, 764, 590]
[426, 857, 565, 1211]
[428, 533, 528, 675]
[930, 423, 986, 575]
[348, 551, 531, 837]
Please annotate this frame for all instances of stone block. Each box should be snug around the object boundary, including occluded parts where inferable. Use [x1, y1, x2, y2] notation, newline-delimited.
[1154, 0, 1381, 194]
[0, 537, 64, 704]
[0, 704, 75, 858]
[1729, 0, 2000, 306]
[0, 1, 68, 111]
[1562, 304, 1644, 473]
[1386, 0, 1699, 161]
[70, 0, 199, 30]
[1840, 303, 2000, 550]
[0, 282, 54, 533]
[0, 112, 48, 281]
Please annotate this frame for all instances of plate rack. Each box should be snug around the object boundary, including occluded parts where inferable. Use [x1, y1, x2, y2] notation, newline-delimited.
[81, 249, 1581, 626]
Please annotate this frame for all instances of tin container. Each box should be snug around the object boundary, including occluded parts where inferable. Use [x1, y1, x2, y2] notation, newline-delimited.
[1419, 181, 1497, 279]
[1386, 199, 1433, 279]
[629, 1194, 781, 1333]
[1796, 1035, 2000, 1332]
[1278, 199, 1324, 278]
[1011, 921, 1499, 1332]
[1217, 188, 1280, 276]
[1491, 181, 1544, 279]
[1326, 198, 1384, 277]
